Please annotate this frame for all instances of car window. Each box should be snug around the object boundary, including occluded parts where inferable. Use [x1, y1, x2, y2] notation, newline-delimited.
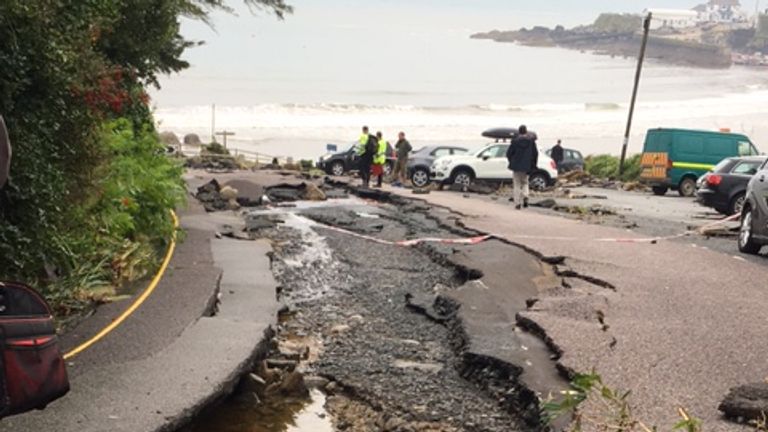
[732, 161, 761, 175]
[451, 148, 468, 155]
[712, 158, 734, 173]
[432, 148, 452, 157]
[574, 151, 584, 160]
[478, 145, 507, 158]
[564, 150, 574, 159]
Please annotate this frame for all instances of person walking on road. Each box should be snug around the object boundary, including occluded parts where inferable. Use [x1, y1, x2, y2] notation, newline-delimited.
[551, 139, 564, 173]
[372, 131, 388, 188]
[506, 125, 539, 210]
[357, 126, 377, 188]
[392, 131, 412, 187]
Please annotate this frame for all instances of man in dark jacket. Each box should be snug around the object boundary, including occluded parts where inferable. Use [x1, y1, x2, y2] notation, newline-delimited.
[506, 125, 539, 209]
[551, 139, 564, 172]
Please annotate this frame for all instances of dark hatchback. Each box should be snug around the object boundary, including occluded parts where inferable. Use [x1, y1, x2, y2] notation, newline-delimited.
[696, 156, 767, 215]
[318, 143, 396, 177]
[408, 145, 468, 188]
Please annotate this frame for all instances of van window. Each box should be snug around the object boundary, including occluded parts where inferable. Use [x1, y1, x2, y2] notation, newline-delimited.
[738, 141, 757, 156]
[645, 131, 672, 152]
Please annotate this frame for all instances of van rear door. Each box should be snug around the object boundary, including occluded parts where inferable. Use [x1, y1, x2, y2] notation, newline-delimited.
[641, 130, 672, 184]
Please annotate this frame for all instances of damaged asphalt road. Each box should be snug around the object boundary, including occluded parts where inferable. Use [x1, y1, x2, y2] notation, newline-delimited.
[248, 187, 574, 431]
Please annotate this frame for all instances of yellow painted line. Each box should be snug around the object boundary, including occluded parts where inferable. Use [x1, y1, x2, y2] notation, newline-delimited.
[672, 162, 715, 170]
[63, 210, 180, 360]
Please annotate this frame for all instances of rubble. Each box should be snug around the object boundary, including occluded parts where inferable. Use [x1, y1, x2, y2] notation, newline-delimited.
[719, 383, 768, 422]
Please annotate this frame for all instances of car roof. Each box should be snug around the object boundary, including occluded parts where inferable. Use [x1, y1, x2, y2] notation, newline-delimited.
[727, 156, 766, 162]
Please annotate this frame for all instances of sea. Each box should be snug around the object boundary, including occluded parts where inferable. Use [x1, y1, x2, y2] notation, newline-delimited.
[152, 13, 768, 160]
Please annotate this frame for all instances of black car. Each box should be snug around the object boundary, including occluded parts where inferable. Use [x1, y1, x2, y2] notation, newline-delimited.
[408, 145, 468, 188]
[696, 156, 766, 215]
[738, 158, 768, 254]
[545, 147, 585, 173]
[318, 143, 396, 177]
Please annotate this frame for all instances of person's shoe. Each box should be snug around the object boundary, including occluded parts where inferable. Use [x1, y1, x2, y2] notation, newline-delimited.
[515, 204, 522, 210]
[508, 197, 515, 202]
[523, 198, 529, 208]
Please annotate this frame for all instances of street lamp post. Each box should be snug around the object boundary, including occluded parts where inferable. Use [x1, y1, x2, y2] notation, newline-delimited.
[619, 12, 652, 175]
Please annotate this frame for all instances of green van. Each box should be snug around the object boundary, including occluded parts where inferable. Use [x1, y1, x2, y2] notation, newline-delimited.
[640, 128, 759, 197]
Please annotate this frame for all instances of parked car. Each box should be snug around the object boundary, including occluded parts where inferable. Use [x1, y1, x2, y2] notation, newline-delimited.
[545, 147, 585, 172]
[640, 128, 759, 197]
[431, 129, 558, 191]
[696, 156, 767, 215]
[407, 146, 469, 188]
[738, 159, 768, 254]
[317, 143, 396, 177]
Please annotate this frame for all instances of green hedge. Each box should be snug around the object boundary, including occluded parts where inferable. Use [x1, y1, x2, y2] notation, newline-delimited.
[584, 154, 642, 182]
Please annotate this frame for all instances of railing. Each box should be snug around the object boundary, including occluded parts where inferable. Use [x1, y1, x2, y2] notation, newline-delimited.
[178, 144, 290, 167]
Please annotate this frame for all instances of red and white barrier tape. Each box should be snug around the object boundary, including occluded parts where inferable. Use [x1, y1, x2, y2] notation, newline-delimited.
[316, 222, 493, 247]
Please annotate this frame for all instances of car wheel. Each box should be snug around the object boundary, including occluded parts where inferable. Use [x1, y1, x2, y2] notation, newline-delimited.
[529, 172, 549, 192]
[652, 186, 668, 196]
[729, 193, 746, 216]
[451, 169, 473, 187]
[411, 168, 430, 188]
[331, 161, 345, 176]
[678, 177, 696, 197]
[739, 207, 762, 254]
[383, 162, 393, 177]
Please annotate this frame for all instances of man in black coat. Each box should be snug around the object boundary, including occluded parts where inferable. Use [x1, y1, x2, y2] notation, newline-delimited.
[506, 125, 539, 209]
[551, 139, 564, 172]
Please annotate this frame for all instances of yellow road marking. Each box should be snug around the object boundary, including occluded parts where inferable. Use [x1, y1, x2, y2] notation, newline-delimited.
[63, 210, 180, 360]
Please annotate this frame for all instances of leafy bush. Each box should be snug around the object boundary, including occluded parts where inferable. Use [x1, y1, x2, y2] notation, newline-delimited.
[584, 154, 641, 182]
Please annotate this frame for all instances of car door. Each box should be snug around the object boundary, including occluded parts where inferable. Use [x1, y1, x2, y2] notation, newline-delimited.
[479, 144, 511, 179]
[750, 162, 768, 238]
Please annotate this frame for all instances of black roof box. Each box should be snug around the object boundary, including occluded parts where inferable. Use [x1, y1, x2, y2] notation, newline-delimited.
[482, 128, 518, 140]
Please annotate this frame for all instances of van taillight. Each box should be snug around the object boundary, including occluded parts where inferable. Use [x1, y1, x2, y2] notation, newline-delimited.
[667, 159, 674, 169]
[550, 160, 557, 170]
[707, 174, 722, 186]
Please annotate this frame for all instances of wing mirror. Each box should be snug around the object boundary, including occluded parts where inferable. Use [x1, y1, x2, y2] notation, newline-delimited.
[481, 155, 490, 161]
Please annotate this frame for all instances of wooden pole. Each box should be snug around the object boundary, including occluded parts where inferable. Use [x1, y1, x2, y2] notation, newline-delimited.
[620, 13, 652, 175]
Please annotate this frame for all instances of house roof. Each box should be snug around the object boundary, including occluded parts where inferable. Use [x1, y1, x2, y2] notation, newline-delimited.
[708, 0, 741, 7]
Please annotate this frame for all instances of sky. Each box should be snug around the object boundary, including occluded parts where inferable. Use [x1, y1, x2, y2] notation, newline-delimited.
[168, 0, 726, 78]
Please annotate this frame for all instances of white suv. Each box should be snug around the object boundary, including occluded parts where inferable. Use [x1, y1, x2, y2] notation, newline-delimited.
[431, 142, 558, 191]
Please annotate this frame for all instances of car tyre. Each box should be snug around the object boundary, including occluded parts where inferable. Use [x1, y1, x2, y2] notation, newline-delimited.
[383, 162, 393, 178]
[678, 177, 696, 197]
[330, 161, 345, 177]
[529, 172, 549, 192]
[411, 167, 430, 188]
[728, 192, 746, 216]
[451, 168, 474, 187]
[738, 207, 762, 254]
[652, 186, 668, 196]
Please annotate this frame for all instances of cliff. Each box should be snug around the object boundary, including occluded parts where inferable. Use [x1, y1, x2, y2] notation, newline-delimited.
[471, 14, 737, 69]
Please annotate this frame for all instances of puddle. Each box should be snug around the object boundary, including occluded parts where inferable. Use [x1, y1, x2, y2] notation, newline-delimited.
[186, 389, 332, 432]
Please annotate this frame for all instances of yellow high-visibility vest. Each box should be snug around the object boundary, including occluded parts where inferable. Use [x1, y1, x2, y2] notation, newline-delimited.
[357, 134, 368, 155]
[374, 139, 387, 165]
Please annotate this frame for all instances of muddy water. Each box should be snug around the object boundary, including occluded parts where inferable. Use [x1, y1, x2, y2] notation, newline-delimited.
[185, 390, 332, 432]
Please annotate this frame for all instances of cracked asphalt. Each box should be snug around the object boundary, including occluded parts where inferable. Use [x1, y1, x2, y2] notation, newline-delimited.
[384, 184, 768, 431]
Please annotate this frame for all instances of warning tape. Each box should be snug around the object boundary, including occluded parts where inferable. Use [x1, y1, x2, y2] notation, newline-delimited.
[315, 222, 493, 247]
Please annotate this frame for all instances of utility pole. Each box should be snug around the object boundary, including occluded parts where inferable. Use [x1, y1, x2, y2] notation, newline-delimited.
[620, 12, 652, 175]
[215, 131, 235, 149]
[211, 103, 216, 143]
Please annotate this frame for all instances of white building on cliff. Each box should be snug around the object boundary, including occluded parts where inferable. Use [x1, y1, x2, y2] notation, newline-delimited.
[694, 0, 749, 23]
